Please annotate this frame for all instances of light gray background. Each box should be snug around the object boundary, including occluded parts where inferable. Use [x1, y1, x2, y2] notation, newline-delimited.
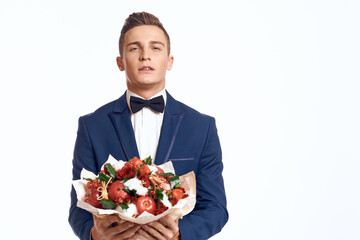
[0, 0, 359, 239]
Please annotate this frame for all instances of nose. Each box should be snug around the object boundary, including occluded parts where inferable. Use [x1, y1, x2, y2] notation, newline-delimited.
[140, 49, 151, 61]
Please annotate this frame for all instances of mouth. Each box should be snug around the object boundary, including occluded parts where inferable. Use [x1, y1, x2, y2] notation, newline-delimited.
[139, 66, 154, 71]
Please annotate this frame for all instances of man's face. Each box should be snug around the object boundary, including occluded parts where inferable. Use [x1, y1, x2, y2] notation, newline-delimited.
[117, 25, 174, 97]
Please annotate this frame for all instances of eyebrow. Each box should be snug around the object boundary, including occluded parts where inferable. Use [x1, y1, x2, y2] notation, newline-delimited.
[126, 41, 165, 47]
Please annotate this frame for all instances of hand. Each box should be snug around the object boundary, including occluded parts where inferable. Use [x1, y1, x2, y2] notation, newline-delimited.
[138, 215, 180, 240]
[91, 214, 140, 240]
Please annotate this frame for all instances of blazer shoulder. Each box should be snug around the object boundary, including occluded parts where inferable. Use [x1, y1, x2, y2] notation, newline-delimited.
[80, 94, 126, 121]
[171, 96, 215, 122]
[168, 97, 216, 135]
[80, 100, 115, 119]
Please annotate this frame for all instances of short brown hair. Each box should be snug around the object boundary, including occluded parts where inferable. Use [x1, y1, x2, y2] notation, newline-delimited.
[119, 12, 171, 56]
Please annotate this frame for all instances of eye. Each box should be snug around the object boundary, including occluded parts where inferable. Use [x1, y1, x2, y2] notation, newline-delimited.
[130, 47, 139, 51]
[152, 46, 161, 51]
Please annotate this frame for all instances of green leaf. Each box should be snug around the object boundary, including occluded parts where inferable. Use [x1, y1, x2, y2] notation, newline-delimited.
[99, 199, 117, 209]
[119, 203, 129, 210]
[145, 156, 152, 165]
[105, 163, 116, 179]
[123, 187, 137, 196]
[155, 188, 164, 200]
[169, 176, 181, 189]
[158, 172, 175, 177]
[97, 173, 111, 183]
[121, 177, 130, 183]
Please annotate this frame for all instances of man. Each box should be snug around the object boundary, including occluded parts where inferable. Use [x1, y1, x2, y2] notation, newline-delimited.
[69, 12, 228, 240]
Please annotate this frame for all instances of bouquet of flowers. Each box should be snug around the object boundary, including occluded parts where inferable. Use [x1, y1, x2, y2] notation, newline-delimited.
[72, 155, 196, 224]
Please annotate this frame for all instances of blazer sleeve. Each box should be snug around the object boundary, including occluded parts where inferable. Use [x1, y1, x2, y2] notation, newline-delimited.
[68, 116, 97, 240]
[179, 117, 229, 240]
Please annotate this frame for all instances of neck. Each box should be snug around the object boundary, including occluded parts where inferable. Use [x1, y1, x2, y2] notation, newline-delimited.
[127, 84, 165, 99]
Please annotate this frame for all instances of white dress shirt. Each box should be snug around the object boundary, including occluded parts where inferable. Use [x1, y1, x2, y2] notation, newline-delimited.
[126, 89, 167, 160]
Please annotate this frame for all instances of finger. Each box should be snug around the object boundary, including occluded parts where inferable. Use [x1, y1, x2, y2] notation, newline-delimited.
[158, 216, 179, 231]
[141, 224, 168, 240]
[107, 221, 137, 235]
[149, 221, 169, 234]
[114, 225, 141, 239]
[127, 232, 141, 240]
[138, 227, 157, 240]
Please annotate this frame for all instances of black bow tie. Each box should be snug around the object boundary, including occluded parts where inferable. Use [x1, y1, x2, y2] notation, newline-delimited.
[130, 95, 165, 113]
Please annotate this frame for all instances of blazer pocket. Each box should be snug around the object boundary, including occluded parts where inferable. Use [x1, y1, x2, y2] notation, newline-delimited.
[169, 157, 195, 161]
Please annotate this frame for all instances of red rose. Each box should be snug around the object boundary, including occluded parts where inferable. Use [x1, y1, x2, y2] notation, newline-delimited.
[138, 174, 151, 188]
[116, 164, 136, 180]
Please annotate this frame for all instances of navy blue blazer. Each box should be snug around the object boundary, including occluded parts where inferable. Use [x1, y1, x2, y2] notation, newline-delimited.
[69, 91, 228, 240]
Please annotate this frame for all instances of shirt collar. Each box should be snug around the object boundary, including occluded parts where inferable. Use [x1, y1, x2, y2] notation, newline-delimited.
[126, 89, 167, 113]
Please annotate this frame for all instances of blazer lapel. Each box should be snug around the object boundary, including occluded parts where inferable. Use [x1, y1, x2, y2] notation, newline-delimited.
[109, 93, 139, 161]
[155, 92, 184, 164]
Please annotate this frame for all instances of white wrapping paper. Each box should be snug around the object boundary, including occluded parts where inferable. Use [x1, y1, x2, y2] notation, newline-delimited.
[72, 155, 196, 225]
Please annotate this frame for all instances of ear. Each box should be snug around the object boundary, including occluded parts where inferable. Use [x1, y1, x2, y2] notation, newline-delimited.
[167, 55, 174, 70]
[116, 56, 125, 71]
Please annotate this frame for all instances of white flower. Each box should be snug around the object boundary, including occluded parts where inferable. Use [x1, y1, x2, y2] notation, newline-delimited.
[124, 178, 148, 196]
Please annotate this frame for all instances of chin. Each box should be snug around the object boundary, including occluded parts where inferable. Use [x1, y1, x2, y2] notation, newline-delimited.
[138, 79, 164, 88]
